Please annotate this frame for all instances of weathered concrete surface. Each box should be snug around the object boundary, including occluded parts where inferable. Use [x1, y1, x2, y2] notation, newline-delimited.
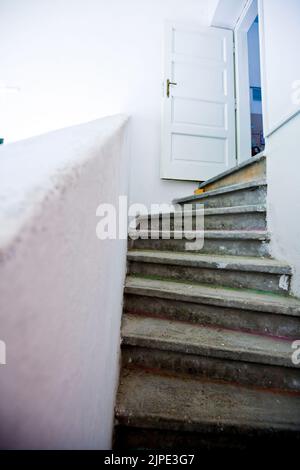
[173, 180, 267, 208]
[125, 277, 300, 317]
[114, 424, 300, 450]
[130, 230, 271, 257]
[127, 251, 290, 273]
[116, 368, 300, 433]
[115, 158, 300, 449]
[121, 314, 297, 369]
[198, 154, 266, 193]
[138, 205, 267, 231]
[127, 251, 291, 294]
[122, 347, 300, 392]
[124, 293, 300, 338]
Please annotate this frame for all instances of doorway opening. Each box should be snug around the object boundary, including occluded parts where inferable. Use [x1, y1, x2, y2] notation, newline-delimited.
[235, 0, 265, 163]
[247, 16, 265, 156]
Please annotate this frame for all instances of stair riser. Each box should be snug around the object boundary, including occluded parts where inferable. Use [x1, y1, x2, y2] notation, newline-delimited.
[114, 425, 300, 451]
[122, 348, 300, 392]
[129, 238, 270, 257]
[128, 261, 290, 295]
[181, 186, 267, 209]
[138, 212, 267, 232]
[202, 158, 266, 193]
[124, 295, 300, 338]
[114, 425, 249, 450]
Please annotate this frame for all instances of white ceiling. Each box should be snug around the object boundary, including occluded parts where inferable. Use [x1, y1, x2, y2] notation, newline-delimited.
[199, 0, 221, 25]
[211, 0, 248, 29]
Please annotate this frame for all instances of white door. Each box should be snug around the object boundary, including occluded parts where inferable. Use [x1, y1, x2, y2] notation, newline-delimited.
[161, 22, 236, 181]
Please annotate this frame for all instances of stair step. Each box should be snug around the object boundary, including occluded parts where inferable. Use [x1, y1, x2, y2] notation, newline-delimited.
[137, 205, 267, 231]
[124, 277, 300, 338]
[129, 230, 270, 257]
[122, 313, 295, 369]
[125, 277, 300, 317]
[198, 153, 266, 193]
[115, 368, 300, 449]
[121, 314, 300, 391]
[127, 251, 291, 294]
[173, 180, 267, 209]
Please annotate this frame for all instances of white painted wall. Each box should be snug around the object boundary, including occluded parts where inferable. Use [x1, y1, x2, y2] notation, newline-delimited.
[0, 115, 129, 449]
[258, 0, 300, 295]
[259, 0, 300, 133]
[267, 113, 300, 295]
[0, 0, 219, 208]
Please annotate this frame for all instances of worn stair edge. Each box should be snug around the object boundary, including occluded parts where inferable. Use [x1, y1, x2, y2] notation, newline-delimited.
[124, 292, 300, 339]
[121, 314, 297, 369]
[129, 230, 270, 241]
[197, 154, 266, 191]
[125, 276, 300, 317]
[127, 253, 291, 294]
[130, 235, 270, 258]
[137, 205, 267, 222]
[127, 251, 291, 276]
[115, 368, 300, 433]
[201, 204, 266, 216]
[173, 180, 267, 205]
[122, 347, 300, 393]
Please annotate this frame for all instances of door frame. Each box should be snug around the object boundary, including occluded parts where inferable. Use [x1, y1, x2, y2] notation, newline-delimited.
[234, 0, 264, 162]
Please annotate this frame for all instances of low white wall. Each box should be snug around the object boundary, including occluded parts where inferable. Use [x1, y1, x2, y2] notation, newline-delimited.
[0, 0, 219, 208]
[0, 115, 129, 449]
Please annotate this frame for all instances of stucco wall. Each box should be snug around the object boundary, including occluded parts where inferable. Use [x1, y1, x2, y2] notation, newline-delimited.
[0, 0, 219, 208]
[0, 115, 129, 449]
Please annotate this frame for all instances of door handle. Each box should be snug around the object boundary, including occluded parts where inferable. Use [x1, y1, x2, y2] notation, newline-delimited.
[166, 79, 177, 98]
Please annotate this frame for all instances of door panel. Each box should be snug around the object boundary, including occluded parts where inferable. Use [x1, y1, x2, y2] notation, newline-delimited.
[173, 30, 224, 60]
[172, 134, 227, 163]
[173, 61, 226, 99]
[173, 99, 226, 128]
[161, 23, 236, 181]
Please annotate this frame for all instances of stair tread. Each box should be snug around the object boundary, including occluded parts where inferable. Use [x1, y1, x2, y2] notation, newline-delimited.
[204, 204, 266, 215]
[129, 230, 270, 240]
[125, 276, 300, 317]
[116, 368, 300, 432]
[173, 180, 267, 205]
[122, 314, 296, 368]
[137, 204, 267, 221]
[127, 250, 291, 275]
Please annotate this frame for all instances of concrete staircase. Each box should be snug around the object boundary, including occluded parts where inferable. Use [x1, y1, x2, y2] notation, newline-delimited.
[114, 154, 300, 450]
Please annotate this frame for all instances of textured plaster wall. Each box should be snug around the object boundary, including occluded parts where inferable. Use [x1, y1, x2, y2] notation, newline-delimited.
[0, 115, 129, 449]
